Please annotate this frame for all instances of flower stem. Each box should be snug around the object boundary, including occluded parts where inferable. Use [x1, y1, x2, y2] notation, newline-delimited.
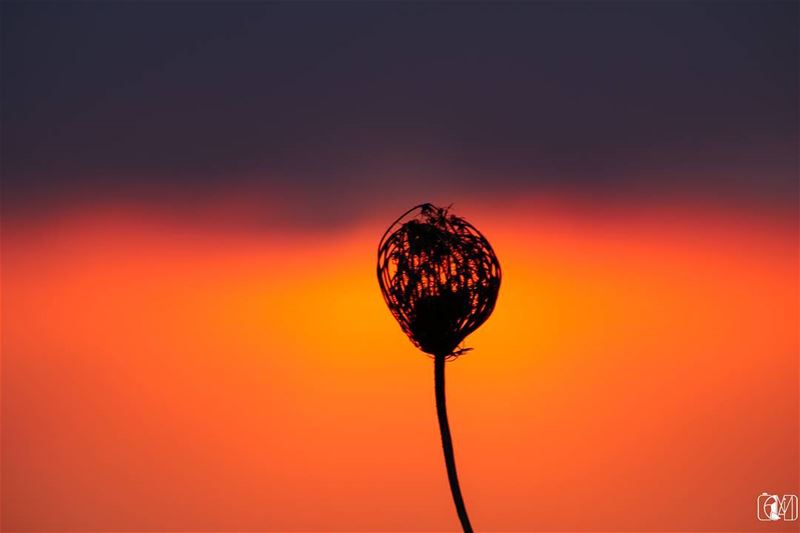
[434, 354, 474, 533]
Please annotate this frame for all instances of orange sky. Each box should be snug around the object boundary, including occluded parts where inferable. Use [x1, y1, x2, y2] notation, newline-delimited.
[2, 201, 797, 531]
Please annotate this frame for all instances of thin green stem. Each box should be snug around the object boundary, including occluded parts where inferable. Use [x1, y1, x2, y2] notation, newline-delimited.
[434, 355, 474, 533]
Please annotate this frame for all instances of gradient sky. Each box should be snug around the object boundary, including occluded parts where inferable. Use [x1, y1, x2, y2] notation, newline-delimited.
[2, 1, 798, 226]
[1, 2, 798, 532]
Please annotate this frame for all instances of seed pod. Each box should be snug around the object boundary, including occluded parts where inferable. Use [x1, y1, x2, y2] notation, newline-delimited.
[377, 203, 501, 357]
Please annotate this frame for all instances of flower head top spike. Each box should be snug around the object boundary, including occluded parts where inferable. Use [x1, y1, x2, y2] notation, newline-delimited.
[377, 203, 501, 357]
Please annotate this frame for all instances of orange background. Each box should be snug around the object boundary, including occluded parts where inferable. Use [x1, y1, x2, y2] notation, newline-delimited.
[2, 199, 798, 531]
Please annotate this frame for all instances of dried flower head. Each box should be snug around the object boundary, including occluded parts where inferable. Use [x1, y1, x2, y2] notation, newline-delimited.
[377, 203, 501, 358]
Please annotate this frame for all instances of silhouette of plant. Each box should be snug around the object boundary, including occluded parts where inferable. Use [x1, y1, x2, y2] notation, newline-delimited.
[377, 203, 501, 533]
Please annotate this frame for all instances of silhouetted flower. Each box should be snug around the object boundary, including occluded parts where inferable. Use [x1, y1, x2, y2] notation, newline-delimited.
[377, 203, 501, 533]
[377, 203, 501, 357]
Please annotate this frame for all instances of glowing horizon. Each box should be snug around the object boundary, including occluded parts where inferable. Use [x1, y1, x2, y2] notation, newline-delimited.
[3, 199, 796, 531]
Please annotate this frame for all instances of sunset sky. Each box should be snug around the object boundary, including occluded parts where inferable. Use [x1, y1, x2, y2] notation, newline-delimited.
[1, 2, 798, 532]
